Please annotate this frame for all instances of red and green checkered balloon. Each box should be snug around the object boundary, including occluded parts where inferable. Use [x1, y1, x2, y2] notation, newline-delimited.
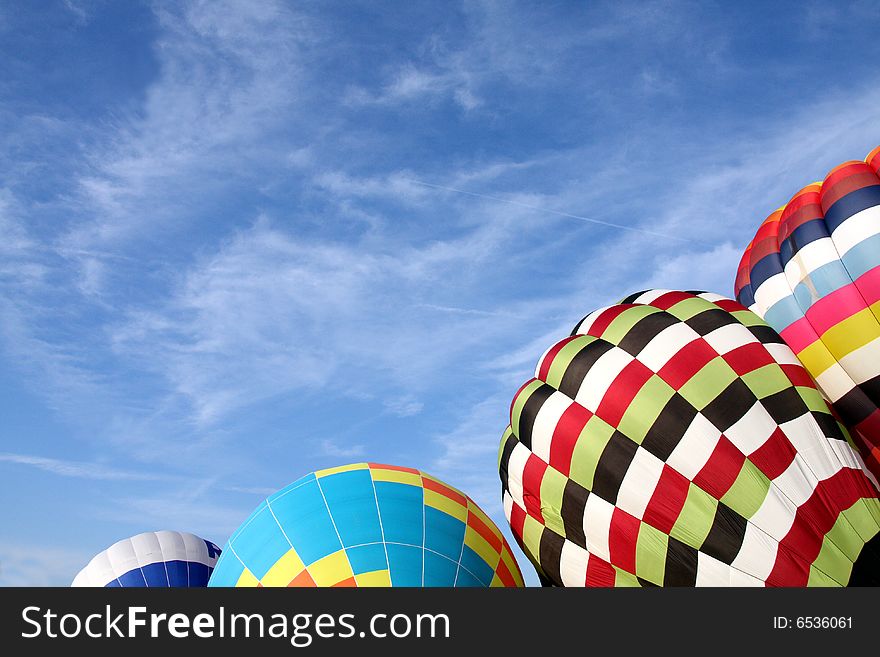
[499, 290, 880, 586]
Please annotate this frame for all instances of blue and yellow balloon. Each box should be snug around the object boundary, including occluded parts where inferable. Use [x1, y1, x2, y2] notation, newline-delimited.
[208, 462, 524, 587]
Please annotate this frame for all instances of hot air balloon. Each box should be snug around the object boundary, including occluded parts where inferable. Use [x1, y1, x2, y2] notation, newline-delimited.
[208, 462, 524, 587]
[72, 530, 222, 587]
[735, 146, 880, 478]
[498, 290, 880, 586]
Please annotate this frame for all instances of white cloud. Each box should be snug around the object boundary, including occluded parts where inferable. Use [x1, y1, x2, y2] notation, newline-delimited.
[0, 190, 34, 253]
[405, 178, 698, 244]
[106, 209, 554, 427]
[383, 395, 424, 418]
[347, 63, 482, 112]
[62, 0, 89, 25]
[65, 0, 313, 255]
[286, 146, 314, 169]
[0, 452, 169, 481]
[222, 485, 277, 497]
[638, 67, 678, 97]
[100, 69, 878, 438]
[385, 66, 457, 101]
[0, 292, 120, 421]
[318, 439, 367, 459]
[342, 1, 669, 113]
[0, 190, 48, 290]
[312, 169, 430, 203]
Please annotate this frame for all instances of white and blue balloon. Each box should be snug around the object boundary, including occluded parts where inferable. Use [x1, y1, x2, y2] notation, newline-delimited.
[72, 531, 221, 587]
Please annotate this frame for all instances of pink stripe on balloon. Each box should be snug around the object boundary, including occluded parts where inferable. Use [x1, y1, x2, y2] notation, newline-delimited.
[853, 265, 880, 306]
[780, 316, 822, 354]
[804, 281, 871, 337]
[777, 268, 880, 361]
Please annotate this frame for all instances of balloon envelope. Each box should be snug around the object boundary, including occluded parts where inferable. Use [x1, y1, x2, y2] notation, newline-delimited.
[735, 146, 880, 478]
[72, 530, 222, 587]
[499, 290, 880, 586]
[208, 462, 524, 587]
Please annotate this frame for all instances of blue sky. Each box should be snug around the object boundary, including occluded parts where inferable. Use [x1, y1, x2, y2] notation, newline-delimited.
[1, 0, 879, 586]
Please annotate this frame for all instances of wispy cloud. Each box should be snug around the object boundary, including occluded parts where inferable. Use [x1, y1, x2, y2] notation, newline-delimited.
[0, 452, 169, 481]
[405, 178, 705, 244]
[65, 0, 314, 254]
[381, 395, 423, 418]
[318, 439, 367, 459]
[0, 0, 323, 449]
[0, 448, 283, 516]
[106, 212, 558, 427]
[61, 0, 89, 25]
[347, 62, 482, 111]
[312, 170, 430, 203]
[222, 484, 277, 497]
[633, 83, 880, 266]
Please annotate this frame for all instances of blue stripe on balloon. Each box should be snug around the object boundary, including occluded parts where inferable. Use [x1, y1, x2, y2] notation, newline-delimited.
[109, 560, 216, 587]
[422, 551, 459, 586]
[459, 544, 494, 586]
[228, 473, 317, 546]
[141, 561, 168, 588]
[841, 234, 880, 281]
[748, 253, 783, 291]
[226, 497, 272, 546]
[230, 502, 294, 579]
[825, 185, 880, 233]
[141, 562, 169, 586]
[424, 506, 466, 562]
[374, 481, 423, 546]
[780, 219, 828, 265]
[761, 293, 804, 332]
[319, 470, 384, 548]
[187, 561, 211, 587]
[386, 544, 423, 586]
[736, 283, 755, 309]
[345, 543, 388, 575]
[116, 568, 148, 587]
[165, 560, 188, 585]
[269, 477, 342, 566]
[453, 566, 483, 587]
[791, 260, 853, 308]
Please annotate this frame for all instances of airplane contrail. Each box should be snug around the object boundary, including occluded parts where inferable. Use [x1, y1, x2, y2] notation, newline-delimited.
[404, 178, 706, 245]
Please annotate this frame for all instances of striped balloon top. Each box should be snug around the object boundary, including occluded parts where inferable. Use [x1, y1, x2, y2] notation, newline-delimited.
[735, 146, 880, 479]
